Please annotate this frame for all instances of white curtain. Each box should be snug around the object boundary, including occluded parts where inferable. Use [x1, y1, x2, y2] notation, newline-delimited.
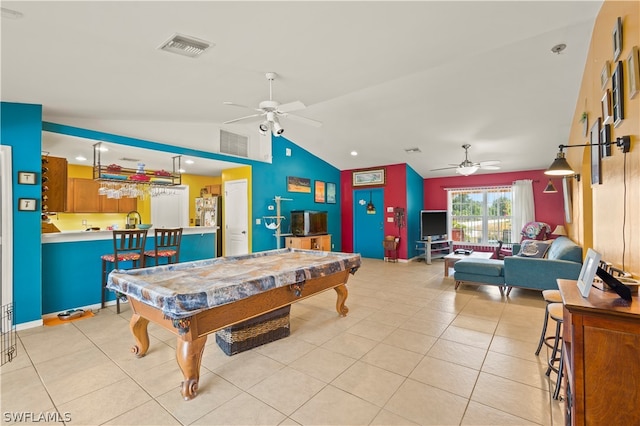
[512, 179, 535, 240]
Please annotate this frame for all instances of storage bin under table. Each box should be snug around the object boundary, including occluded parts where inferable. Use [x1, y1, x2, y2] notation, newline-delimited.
[215, 306, 291, 355]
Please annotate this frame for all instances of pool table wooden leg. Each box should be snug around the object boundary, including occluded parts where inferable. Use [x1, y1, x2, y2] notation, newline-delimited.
[129, 313, 150, 357]
[334, 284, 349, 316]
[176, 336, 208, 401]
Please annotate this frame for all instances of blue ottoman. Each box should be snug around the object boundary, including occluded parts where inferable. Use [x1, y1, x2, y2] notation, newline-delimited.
[453, 258, 506, 294]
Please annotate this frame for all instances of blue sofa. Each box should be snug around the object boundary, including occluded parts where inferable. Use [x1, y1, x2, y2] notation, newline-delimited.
[453, 236, 583, 293]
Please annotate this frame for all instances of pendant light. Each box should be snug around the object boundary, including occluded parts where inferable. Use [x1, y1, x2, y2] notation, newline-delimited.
[366, 191, 376, 214]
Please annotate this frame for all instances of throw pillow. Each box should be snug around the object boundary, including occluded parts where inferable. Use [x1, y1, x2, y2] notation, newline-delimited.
[517, 239, 552, 258]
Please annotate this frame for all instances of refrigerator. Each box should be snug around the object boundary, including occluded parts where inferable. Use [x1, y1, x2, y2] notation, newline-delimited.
[195, 196, 222, 256]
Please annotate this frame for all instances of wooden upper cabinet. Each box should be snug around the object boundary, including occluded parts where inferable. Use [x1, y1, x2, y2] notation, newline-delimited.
[42, 156, 67, 212]
[67, 178, 137, 213]
[205, 185, 221, 196]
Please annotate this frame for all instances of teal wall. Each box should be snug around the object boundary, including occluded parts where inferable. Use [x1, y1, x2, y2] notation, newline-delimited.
[1, 102, 44, 324]
[251, 137, 341, 252]
[406, 164, 424, 259]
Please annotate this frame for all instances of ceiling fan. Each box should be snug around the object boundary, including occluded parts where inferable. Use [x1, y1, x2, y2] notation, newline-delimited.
[431, 144, 501, 176]
[223, 72, 322, 137]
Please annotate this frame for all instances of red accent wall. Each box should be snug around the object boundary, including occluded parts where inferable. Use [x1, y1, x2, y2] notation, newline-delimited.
[340, 164, 408, 258]
[423, 169, 565, 231]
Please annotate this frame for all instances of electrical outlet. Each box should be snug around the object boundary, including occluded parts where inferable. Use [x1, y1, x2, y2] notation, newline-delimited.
[285, 148, 292, 156]
[256, 218, 261, 225]
[387, 217, 394, 222]
[82, 219, 87, 226]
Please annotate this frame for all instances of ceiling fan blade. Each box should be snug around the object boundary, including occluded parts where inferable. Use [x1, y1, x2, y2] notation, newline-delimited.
[223, 101, 254, 110]
[479, 160, 500, 166]
[285, 113, 323, 127]
[430, 166, 458, 171]
[480, 165, 501, 170]
[223, 113, 263, 124]
[277, 100, 306, 113]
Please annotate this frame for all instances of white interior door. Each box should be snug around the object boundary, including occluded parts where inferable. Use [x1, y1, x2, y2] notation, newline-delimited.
[151, 185, 189, 228]
[224, 179, 248, 256]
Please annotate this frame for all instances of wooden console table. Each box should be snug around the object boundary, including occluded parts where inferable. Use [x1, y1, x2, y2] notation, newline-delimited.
[557, 279, 640, 426]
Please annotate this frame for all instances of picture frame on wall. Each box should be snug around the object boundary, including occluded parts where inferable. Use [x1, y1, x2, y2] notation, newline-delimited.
[326, 182, 336, 204]
[627, 45, 640, 99]
[590, 118, 602, 186]
[314, 181, 325, 203]
[612, 61, 624, 128]
[286, 176, 311, 193]
[612, 17, 622, 62]
[352, 169, 385, 186]
[600, 123, 611, 158]
[600, 61, 610, 90]
[601, 90, 612, 125]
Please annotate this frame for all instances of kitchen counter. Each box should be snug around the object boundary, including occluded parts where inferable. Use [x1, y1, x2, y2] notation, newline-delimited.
[42, 226, 218, 243]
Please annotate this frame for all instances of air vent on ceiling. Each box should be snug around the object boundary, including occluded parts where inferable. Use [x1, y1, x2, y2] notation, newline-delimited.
[158, 33, 213, 58]
[404, 147, 422, 153]
[220, 130, 248, 158]
[119, 157, 141, 162]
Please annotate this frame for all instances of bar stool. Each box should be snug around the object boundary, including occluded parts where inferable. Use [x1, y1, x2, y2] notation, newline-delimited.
[535, 289, 563, 355]
[544, 303, 564, 400]
[101, 229, 148, 314]
[144, 228, 183, 266]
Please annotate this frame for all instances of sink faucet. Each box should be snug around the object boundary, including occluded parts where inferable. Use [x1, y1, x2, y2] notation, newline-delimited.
[126, 210, 142, 229]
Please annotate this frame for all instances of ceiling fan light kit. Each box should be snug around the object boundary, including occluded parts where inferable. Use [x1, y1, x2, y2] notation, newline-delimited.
[223, 72, 322, 137]
[431, 144, 500, 176]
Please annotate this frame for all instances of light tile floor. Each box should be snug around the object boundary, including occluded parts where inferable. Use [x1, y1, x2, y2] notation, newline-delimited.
[1, 258, 567, 425]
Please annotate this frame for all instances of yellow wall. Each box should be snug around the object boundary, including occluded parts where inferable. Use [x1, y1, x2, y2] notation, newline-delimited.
[566, 0, 639, 276]
[54, 165, 219, 232]
[220, 166, 252, 255]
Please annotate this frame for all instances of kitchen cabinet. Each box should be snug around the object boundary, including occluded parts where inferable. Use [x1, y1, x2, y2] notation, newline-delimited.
[42, 155, 67, 213]
[66, 178, 137, 213]
[285, 235, 331, 251]
[204, 184, 222, 196]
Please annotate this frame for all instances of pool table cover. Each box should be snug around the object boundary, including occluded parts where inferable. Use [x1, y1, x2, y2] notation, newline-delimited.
[107, 248, 361, 319]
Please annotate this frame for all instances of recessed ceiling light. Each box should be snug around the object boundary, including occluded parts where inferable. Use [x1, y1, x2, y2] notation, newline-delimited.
[185, 159, 194, 165]
[551, 43, 567, 54]
[178, 168, 186, 173]
[350, 151, 358, 156]
[75, 155, 87, 161]
[97, 146, 108, 152]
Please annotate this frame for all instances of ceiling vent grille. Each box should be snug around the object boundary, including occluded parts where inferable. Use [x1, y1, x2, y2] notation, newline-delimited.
[158, 33, 213, 58]
[404, 147, 422, 153]
[220, 130, 248, 158]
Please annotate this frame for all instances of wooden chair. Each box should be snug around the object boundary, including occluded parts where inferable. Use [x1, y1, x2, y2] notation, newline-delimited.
[144, 228, 183, 266]
[101, 229, 148, 314]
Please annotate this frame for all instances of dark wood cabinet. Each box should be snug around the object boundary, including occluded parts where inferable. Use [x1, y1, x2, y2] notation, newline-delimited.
[42, 155, 67, 212]
[67, 178, 137, 213]
[558, 279, 640, 426]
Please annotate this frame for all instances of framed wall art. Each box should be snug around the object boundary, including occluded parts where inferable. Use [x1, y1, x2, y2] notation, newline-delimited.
[601, 89, 612, 125]
[600, 123, 611, 158]
[286, 176, 311, 193]
[18, 198, 38, 211]
[627, 45, 639, 99]
[352, 169, 385, 187]
[612, 17, 622, 61]
[18, 171, 37, 185]
[326, 182, 336, 204]
[314, 181, 325, 203]
[590, 118, 601, 186]
[612, 61, 624, 127]
[600, 61, 610, 89]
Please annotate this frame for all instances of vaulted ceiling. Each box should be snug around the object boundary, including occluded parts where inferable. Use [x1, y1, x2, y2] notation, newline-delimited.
[2, 1, 602, 177]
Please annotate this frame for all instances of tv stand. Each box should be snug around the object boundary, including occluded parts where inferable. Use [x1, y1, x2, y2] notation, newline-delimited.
[416, 237, 452, 264]
[285, 235, 331, 251]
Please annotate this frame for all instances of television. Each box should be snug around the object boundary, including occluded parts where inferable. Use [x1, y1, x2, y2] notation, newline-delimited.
[291, 210, 328, 236]
[420, 210, 448, 240]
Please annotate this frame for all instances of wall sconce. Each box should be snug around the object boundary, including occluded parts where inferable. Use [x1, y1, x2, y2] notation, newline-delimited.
[366, 191, 376, 214]
[545, 136, 630, 176]
[543, 179, 558, 193]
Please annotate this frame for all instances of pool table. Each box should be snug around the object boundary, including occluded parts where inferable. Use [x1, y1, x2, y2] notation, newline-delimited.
[107, 248, 361, 400]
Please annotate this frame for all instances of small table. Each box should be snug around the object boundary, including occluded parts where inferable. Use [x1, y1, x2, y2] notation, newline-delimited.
[443, 251, 494, 277]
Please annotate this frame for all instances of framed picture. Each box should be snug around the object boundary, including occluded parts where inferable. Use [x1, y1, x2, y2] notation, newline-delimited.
[577, 249, 602, 298]
[287, 176, 311, 193]
[326, 182, 336, 204]
[314, 181, 325, 203]
[600, 61, 610, 89]
[352, 169, 385, 187]
[600, 123, 611, 158]
[18, 198, 38, 211]
[612, 61, 624, 128]
[627, 46, 640, 99]
[601, 90, 612, 125]
[590, 117, 601, 186]
[612, 17, 622, 62]
[18, 171, 37, 185]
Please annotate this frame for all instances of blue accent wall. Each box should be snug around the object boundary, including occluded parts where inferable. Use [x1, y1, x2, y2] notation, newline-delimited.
[1, 102, 44, 324]
[251, 137, 341, 252]
[406, 164, 424, 259]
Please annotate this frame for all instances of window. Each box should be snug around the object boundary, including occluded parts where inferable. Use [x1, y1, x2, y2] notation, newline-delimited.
[448, 187, 513, 244]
